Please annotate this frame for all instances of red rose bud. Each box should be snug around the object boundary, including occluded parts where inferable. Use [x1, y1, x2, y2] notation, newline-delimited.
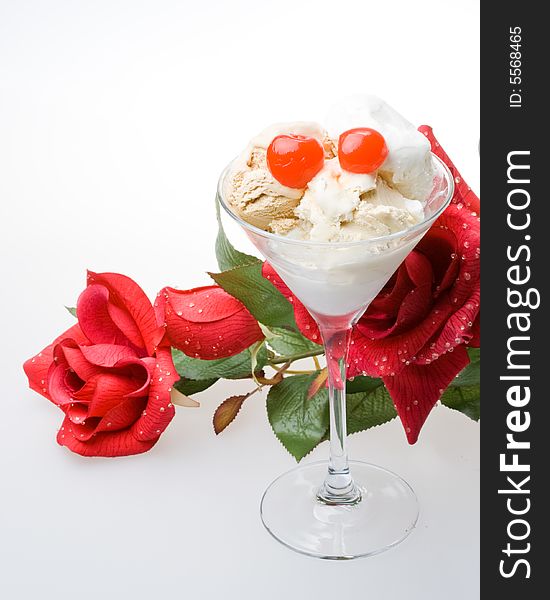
[157, 285, 263, 359]
[23, 272, 177, 457]
[263, 128, 480, 444]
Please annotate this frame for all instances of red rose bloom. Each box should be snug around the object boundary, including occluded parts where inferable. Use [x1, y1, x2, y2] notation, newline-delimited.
[157, 285, 263, 359]
[263, 127, 480, 444]
[23, 272, 178, 457]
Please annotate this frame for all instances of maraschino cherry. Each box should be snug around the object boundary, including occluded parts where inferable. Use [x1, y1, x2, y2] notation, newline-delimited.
[338, 127, 388, 174]
[267, 134, 324, 188]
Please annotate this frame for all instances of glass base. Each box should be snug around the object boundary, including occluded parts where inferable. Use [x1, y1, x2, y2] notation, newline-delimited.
[260, 460, 419, 560]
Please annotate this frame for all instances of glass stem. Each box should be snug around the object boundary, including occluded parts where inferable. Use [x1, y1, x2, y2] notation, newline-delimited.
[316, 320, 361, 505]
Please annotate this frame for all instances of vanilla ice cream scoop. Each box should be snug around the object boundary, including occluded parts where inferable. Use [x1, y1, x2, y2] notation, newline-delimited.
[223, 122, 335, 231]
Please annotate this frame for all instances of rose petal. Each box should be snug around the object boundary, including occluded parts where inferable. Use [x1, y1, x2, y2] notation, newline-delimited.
[165, 310, 263, 359]
[350, 295, 454, 378]
[80, 344, 139, 367]
[66, 403, 89, 425]
[163, 286, 248, 323]
[436, 207, 480, 305]
[360, 253, 434, 339]
[383, 345, 470, 443]
[131, 346, 178, 442]
[95, 396, 148, 433]
[57, 417, 156, 457]
[47, 364, 75, 406]
[73, 369, 149, 418]
[162, 287, 264, 359]
[415, 225, 459, 296]
[47, 363, 85, 406]
[415, 290, 480, 364]
[23, 324, 87, 402]
[77, 285, 132, 347]
[87, 271, 165, 355]
[58, 343, 102, 381]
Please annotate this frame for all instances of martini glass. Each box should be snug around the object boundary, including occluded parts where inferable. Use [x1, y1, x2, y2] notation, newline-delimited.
[217, 155, 453, 559]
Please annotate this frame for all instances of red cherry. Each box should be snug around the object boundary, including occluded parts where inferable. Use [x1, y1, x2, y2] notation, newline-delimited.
[267, 134, 325, 188]
[338, 128, 389, 174]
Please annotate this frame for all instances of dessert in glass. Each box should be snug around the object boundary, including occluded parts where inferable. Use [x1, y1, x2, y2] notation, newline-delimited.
[217, 96, 454, 559]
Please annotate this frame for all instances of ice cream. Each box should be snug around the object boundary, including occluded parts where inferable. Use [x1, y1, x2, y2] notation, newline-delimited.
[220, 96, 450, 317]
[224, 96, 435, 243]
[223, 121, 335, 232]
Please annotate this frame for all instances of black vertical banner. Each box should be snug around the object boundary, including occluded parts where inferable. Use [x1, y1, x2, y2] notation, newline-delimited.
[482, 2, 546, 598]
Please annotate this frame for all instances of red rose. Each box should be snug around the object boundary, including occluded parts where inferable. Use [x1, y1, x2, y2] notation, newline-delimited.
[263, 127, 480, 444]
[23, 272, 178, 457]
[157, 285, 263, 359]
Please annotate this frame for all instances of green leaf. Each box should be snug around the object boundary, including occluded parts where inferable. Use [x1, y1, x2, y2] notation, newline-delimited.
[265, 326, 321, 356]
[346, 375, 383, 394]
[215, 197, 259, 271]
[441, 385, 480, 421]
[345, 386, 398, 435]
[209, 263, 296, 329]
[439, 348, 480, 421]
[173, 377, 217, 396]
[449, 348, 480, 387]
[172, 344, 268, 381]
[66, 306, 77, 318]
[267, 373, 329, 461]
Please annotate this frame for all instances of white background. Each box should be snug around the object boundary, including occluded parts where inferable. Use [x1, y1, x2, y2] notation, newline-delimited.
[0, 1, 480, 599]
